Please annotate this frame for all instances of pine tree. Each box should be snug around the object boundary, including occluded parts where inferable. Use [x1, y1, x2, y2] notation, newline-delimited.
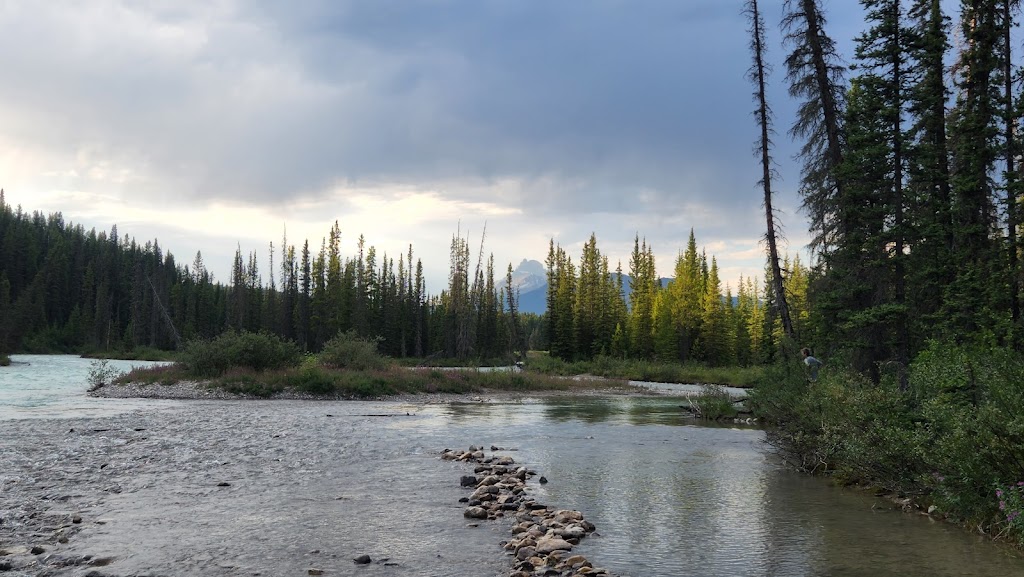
[905, 0, 954, 345]
[945, 0, 1006, 339]
[628, 236, 656, 359]
[783, 0, 848, 254]
[748, 0, 795, 339]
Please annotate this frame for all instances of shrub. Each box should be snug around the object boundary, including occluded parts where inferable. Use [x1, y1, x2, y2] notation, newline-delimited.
[317, 330, 389, 371]
[289, 366, 337, 396]
[179, 330, 301, 378]
[87, 359, 124, 391]
[690, 384, 737, 420]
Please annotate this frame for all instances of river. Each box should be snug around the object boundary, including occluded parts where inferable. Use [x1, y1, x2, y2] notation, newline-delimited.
[1, 355, 1022, 576]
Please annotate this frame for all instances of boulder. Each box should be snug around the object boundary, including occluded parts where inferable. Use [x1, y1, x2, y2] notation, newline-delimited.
[535, 536, 573, 554]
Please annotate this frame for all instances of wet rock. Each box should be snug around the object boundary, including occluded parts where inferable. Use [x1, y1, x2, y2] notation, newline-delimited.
[460, 475, 477, 487]
[353, 554, 372, 564]
[445, 445, 618, 577]
[538, 476, 548, 484]
[31, 545, 45, 555]
[515, 546, 536, 561]
[535, 536, 573, 554]
[307, 569, 324, 575]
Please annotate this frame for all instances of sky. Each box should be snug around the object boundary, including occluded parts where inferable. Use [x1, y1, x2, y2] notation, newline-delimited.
[1, 0, 877, 294]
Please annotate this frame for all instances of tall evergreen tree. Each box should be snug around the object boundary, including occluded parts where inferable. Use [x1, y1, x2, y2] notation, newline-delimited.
[747, 0, 795, 340]
[783, 0, 847, 254]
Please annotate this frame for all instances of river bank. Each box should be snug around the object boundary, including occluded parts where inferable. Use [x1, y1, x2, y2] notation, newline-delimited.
[0, 400, 515, 577]
[88, 378, 661, 404]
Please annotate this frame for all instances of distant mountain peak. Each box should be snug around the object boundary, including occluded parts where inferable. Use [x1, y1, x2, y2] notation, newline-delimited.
[514, 259, 546, 276]
[510, 259, 546, 296]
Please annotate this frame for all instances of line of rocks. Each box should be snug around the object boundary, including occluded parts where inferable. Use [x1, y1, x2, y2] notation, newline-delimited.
[441, 446, 619, 577]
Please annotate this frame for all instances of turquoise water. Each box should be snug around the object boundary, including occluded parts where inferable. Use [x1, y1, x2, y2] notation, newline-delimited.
[0, 354, 172, 419]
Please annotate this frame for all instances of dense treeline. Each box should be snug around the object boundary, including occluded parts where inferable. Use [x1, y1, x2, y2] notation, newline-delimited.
[750, 0, 1024, 546]
[0, 193, 526, 360]
[543, 230, 810, 366]
[777, 0, 1024, 383]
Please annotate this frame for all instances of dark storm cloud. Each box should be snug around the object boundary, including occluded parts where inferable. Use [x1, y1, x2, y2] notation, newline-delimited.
[242, 0, 762, 211]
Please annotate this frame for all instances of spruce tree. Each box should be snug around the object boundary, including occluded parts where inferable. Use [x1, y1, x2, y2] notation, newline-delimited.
[747, 0, 794, 339]
[782, 0, 848, 254]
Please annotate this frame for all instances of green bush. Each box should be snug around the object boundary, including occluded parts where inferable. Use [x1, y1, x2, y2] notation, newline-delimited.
[87, 359, 124, 391]
[690, 384, 738, 420]
[317, 330, 389, 371]
[752, 341, 1024, 545]
[179, 330, 301, 378]
[288, 366, 337, 396]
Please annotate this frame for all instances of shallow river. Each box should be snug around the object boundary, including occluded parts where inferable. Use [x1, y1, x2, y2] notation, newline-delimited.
[2, 356, 1023, 577]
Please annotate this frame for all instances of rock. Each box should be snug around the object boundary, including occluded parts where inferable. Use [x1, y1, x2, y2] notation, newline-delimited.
[307, 569, 323, 575]
[353, 554, 372, 564]
[460, 475, 477, 487]
[535, 536, 573, 554]
[31, 545, 45, 555]
[72, 515, 82, 524]
[217, 482, 231, 487]
[539, 476, 548, 484]
[928, 505, 938, 514]
[515, 545, 536, 560]
[557, 525, 586, 539]
[464, 506, 488, 519]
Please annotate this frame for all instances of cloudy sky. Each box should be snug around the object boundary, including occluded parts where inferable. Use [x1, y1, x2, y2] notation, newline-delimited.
[1, 0, 875, 293]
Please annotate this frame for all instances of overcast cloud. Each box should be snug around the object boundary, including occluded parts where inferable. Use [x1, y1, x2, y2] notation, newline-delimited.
[0, 0, 873, 292]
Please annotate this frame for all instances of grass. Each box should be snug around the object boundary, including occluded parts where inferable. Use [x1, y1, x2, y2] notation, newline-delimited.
[113, 361, 620, 399]
[523, 351, 763, 387]
[106, 334, 756, 404]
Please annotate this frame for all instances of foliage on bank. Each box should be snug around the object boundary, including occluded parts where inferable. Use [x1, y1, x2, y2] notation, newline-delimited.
[116, 330, 619, 399]
[524, 351, 763, 387]
[751, 342, 1024, 547]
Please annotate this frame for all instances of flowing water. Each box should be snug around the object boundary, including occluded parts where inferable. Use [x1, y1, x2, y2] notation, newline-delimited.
[1, 356, 1023, 577]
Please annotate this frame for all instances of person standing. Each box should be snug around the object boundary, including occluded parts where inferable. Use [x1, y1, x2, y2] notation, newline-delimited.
[802, 348, 823, 382]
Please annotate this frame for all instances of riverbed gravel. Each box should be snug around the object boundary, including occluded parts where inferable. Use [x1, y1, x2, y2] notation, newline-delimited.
[0, 399, 521, 577]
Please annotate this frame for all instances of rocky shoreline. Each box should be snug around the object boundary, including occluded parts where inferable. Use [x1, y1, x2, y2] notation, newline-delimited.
[89, 379, 656, 404]
[443, 446, 618, 577]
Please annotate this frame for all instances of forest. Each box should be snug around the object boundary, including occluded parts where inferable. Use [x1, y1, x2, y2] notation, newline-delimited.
[1, 0, 1023, 380]
[0, 190, 799, 367]
[1, 0, 1024, 546]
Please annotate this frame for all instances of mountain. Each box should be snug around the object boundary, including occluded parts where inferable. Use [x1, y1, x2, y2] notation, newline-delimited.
[509, 259, 547, 314]
[510, 259, 546, 293]
[509, 258, 673, 315]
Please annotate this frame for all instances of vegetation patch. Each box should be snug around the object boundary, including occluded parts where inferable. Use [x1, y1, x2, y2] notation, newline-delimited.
[752, 342, 1024, 548]
[525, 351, 762, 387]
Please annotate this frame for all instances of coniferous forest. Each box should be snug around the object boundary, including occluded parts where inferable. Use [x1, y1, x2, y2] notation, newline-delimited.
[0, 188, 795, 366]
[4, 0, 1024, 541]
[1, 0, 1024, 383]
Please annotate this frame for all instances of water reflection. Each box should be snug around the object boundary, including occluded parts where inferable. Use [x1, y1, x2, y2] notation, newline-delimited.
[434, 398, 1024, 577]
